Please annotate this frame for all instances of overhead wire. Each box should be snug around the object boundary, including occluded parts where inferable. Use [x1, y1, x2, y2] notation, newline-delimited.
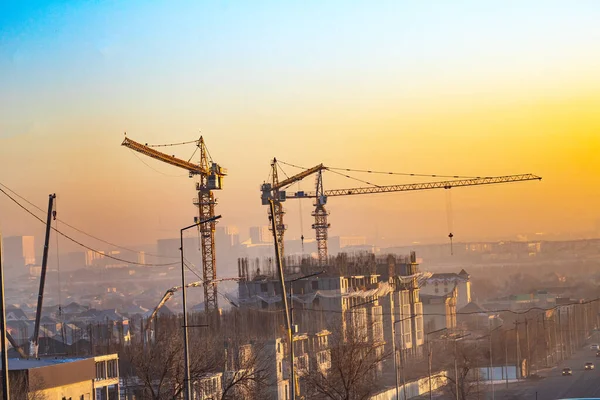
[0, 186, 179, 267]
[234, 295, 600, 318]
[0, 182, 178, 260]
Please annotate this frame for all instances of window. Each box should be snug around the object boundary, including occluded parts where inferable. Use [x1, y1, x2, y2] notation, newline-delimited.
[260, 283, 268, 292]
[95, 361, 106, 380]
[107, 359, 118, 378]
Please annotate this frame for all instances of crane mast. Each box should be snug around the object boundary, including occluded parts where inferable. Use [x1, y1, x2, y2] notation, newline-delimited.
[261, 159, 326, 262]
[311, 170, 330, 266]
[262, 159, 541, 266]
[122, 135, 226, 314]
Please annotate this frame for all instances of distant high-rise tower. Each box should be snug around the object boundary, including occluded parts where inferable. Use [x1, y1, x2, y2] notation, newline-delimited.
[3, 236, 35, 269]
[249, 226, 272, 244]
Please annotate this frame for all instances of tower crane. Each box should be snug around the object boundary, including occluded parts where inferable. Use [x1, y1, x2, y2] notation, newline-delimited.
[122, 135, 227, 313]
[261, 159, 541, 266]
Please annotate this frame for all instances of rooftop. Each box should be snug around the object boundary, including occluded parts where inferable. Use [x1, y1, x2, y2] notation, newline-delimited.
[8, 357, 89, 371]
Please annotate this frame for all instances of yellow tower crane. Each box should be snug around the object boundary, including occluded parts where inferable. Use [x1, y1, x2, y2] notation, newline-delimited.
[262, 159, 541, 266]
[122, 135, 227, 313]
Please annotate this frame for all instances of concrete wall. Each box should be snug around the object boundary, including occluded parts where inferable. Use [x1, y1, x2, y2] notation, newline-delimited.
[34, 380, 93, 400]
[370, 371, 448, 400]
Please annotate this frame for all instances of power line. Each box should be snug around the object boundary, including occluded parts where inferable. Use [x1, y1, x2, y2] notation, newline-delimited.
[0, 186, 178, 267]
[233, 295, 600, 318]
[0, 182, 178, 259]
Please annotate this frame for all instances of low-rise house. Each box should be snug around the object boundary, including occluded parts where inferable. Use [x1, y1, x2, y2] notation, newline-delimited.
[421, 286, 457, 334]
[3, 354, 119, 400]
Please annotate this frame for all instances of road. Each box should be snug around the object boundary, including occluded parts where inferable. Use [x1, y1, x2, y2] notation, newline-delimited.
[494, 347, 600, 400]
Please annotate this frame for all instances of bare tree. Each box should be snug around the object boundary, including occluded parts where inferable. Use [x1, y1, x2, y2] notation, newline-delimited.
[0, 371, 47, 400]
[121, 315, 217, 399]
[301, 320, 391, 400]
[436, 340, 485, 400]
[218, 341, 271, 400]
[122, 313, 273, 400]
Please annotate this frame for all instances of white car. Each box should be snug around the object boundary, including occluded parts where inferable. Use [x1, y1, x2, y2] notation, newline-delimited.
[590, 344, 599, 350]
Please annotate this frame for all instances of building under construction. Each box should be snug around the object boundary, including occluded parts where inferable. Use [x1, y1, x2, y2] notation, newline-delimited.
[235, 251, 426, 358]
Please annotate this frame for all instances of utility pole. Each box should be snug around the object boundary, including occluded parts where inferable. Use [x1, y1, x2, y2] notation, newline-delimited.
[567, 307, 572, 357]
[287, 271, 322, 400]
[504, 330, 509, 389]
[269, 200, 294, 400]
[0, 232, 10, 400]
[391, 321, 399, 400]
[515, 321, 520, 379]
[558, 308, 564, 362]
[542, 313, 549, 367]
[489, 319, 495, 400]
[525, 318, 531, 375]
[454, 338, 459, 400]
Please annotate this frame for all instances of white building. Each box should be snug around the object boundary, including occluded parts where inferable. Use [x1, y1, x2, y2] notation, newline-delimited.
[420, 269, 471, 310]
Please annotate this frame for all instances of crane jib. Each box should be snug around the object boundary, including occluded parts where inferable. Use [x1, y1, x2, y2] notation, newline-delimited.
[286, 174, 541, 198]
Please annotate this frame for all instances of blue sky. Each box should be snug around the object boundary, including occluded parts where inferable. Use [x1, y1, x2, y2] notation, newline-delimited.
[1, 1, 600, 246]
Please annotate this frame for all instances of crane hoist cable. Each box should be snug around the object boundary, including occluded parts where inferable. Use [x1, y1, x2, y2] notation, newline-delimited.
[445, 189, 454, 255]
[297, 181, 305, 254]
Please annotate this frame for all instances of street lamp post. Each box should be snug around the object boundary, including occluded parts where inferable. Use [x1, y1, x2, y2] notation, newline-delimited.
[180, 215, 222, 400]
[486, 322, 503, 400]
[449, 333, 471, 400]
[287, 270, 324, 400]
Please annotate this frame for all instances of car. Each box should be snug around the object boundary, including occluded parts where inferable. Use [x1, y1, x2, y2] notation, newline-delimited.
[562, 367, 573, 376]
[590, 344, 599, 350]
[596, 351, 600, 357]
[585, 362, 595, 370]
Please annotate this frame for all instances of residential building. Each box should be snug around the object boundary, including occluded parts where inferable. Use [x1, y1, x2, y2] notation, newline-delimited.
[457, 302, 502, 332]
[420, 269, 471, 309]
[421, 287, 457, 334]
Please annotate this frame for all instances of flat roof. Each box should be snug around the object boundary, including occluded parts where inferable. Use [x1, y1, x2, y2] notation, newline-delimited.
[9, 357, 92, 371]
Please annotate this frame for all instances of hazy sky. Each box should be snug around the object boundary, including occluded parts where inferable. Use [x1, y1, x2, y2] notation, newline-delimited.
[1, 1, 599, 254]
